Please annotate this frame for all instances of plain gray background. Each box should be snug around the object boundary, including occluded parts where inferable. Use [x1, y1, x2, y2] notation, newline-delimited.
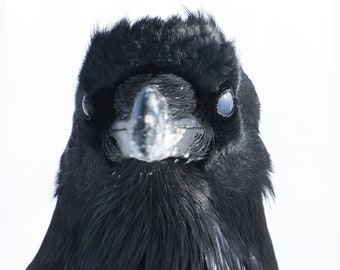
[1, 0, 339, 269]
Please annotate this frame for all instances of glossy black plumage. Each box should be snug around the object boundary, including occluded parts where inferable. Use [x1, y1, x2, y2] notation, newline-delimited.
[27, 13, 278, 270]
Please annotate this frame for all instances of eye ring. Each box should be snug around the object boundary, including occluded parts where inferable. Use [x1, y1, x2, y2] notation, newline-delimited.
[216, 90, 234, 117]
[82, 94, 95, 119]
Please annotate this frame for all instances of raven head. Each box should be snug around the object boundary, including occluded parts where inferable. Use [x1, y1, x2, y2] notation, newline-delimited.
[73, 15, 244, 166]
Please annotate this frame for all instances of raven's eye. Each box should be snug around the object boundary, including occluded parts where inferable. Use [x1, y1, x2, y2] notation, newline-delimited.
[82, 94, 95, 119]
[217, 90, 234, 117]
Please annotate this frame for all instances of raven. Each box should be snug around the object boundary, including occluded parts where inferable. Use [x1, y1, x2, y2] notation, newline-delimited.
[27, 13, 278, 270]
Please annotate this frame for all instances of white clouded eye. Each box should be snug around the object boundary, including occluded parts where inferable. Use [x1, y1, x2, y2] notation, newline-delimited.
[217, 90, 234, 117]
[82, 94, 95, 119]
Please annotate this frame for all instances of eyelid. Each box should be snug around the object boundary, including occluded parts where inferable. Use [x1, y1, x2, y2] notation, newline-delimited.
[82, 94, 95, 118]
[216, 90, 234, 117]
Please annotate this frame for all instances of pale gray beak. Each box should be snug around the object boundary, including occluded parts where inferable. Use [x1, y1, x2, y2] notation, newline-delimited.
[111, 86, 202, 162]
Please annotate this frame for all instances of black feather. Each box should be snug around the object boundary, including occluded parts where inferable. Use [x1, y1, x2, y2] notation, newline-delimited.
[27, 12, 278, 270]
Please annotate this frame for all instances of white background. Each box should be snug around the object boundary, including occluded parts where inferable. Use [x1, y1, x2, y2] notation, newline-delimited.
[1, 0, 339, 269]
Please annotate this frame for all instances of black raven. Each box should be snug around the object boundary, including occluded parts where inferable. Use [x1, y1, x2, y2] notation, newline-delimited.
[27, 13, 278, 270]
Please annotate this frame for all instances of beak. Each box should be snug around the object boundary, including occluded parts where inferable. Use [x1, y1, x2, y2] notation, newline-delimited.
[111, 86, 202, 162]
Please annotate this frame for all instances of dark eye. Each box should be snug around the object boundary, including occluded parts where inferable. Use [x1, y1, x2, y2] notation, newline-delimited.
[82, 94, 95, 119]
[216, 90, 234, 117]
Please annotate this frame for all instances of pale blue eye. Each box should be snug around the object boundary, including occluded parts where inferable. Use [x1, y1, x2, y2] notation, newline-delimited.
[217, 90, 234, 117]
